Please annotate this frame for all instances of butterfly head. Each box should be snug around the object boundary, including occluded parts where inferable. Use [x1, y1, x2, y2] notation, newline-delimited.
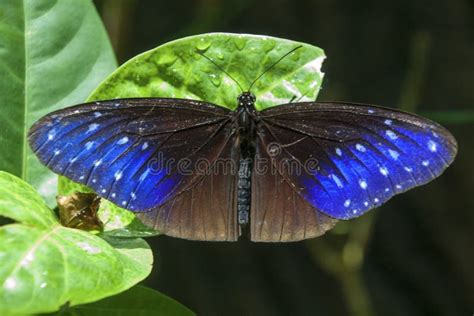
[238, 92, 256, 108]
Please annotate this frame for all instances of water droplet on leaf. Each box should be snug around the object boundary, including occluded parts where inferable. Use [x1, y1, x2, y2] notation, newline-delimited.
[196, 38, 211, 51]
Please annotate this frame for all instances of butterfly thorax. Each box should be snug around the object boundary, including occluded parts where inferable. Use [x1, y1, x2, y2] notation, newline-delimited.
[237, 92, 257, 126]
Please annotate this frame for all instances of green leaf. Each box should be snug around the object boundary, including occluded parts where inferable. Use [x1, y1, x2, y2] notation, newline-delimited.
[88, 32, 325, 111]
[0, 171, 57, 228]
[58, 32, 326, 237]
[0, 172, 152, 315]
[0, 0, 117, 205]
[99, 202, 160, 238]
[55, 285, 195, 316]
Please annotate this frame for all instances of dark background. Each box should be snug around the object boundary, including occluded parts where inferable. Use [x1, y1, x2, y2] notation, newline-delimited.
[93, 1, 473, 315]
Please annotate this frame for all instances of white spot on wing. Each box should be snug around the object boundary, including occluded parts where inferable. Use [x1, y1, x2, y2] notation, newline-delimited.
[356, 144, 366, 152]
[93, 112, 102, 117]
[85, 141, 94, 150]
[335, 148, 343, 156]
[53, 149, 61, 156]
[379, 167, 389, 176]
[117, 137, 129, 145]
[88, 123, 99, 132]
[388, 149, 399, 160]
[428, 140, 437, 152]
[344, 199, 351, 207]
[386, 130, 398, 140]
[117, 136, 128, 145]
[114, 170, 123, 181]
[47, 130, 56, 141]
[374, 198, 380, 203]
[139, 169, 151, 182]
[359, 179, 368, 189]
[404, 166, 413, 172]
[368, 109, 375, 114]
[422, 160, 430, 166]
[384, 119, 392, 125]
[331, 174, 344, 188]
[93, 159, 102, 167]
[141, 142, 149, 150]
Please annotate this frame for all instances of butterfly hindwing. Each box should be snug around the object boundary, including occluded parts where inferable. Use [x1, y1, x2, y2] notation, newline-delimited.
[258, 102, 457, 220]
[28, 98, 236, 212]
[251, 138, 338, 242]
[137, 134, 241, 241]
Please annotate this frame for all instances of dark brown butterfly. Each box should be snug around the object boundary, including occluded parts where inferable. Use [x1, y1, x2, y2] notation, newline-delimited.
[28, 49, 457, 242]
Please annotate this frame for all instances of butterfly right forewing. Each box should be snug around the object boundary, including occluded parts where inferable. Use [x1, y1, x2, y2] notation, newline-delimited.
[253, 101, 457, 227]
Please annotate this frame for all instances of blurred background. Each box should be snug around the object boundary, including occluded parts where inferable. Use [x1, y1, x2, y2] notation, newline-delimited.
[93, 0, 473, 315]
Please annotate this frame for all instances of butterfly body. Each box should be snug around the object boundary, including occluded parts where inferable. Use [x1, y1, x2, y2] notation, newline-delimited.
[28, 93, 457, 242]
[235, 92, 258, 226]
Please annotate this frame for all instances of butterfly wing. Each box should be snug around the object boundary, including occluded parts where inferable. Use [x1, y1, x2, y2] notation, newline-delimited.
[28, 98, 238, 216]
[137, 134, 241, 241]
[251, 138, 338, 242]
[255, 102, 457, 221]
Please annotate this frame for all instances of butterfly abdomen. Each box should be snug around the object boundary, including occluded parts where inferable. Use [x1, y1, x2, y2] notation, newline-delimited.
[237, 158, 252, 225]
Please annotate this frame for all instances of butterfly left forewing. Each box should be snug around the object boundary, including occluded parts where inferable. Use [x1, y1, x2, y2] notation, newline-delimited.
[28, 98, 237, 213]
[256, 102, 457, 220]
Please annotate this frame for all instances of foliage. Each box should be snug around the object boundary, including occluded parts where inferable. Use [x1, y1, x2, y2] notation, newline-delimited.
[0, 171, 153, 314]
[52, 285, 195, 316]
[0, 0, 116, 206]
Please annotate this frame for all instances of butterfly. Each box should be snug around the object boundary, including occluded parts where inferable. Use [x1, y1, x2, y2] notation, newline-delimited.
[28, 48, 457, 242]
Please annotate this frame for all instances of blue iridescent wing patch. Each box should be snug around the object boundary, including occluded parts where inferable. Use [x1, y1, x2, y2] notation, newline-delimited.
[28, 98, 235, 212]
[258, 102, 457, 220]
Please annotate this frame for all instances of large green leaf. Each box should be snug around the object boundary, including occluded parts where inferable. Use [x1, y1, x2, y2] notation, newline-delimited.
[0, 171, 152, 315]
[0, 0, 117, 205]
[55, 285, 195, 316]
[87, 32, 325, 111]
[58, 33, 326, 236]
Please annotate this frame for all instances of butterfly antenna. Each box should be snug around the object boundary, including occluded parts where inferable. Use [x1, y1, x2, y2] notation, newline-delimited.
[196, 50, 244, 92]
[248, 45, 303, 92]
